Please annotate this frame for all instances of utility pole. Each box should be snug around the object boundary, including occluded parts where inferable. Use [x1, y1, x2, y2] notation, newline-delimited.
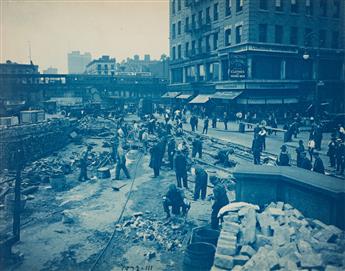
[13, 145, 24, 242]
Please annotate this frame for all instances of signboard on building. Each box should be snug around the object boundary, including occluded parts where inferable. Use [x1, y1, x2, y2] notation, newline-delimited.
[229, 54, 247, 80]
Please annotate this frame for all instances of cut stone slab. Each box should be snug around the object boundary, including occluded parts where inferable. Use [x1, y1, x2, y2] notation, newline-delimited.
[321, 251, 344, 266]
[222, 221, 241, 234]
[325, 265, 343, 271]
[255, 234, 272, 248]
[240, 208, 257, 245]
[214, 254, 234, 269]
[277, 242, 297, 258]
[218, 202, 259, 218]
[297, 240, 313, 254]
[233, 255, 249, 266]
[216, 242, 237, 256]
[219, 232, 237, 243]
[300, 253, 323, 269]
[267, 207, 285, 217]
[222, 212, 239, 223]
[240, 245, 256, 257]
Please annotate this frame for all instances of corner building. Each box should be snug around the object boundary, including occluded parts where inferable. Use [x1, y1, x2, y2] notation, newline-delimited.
[169, 0, 345, 114]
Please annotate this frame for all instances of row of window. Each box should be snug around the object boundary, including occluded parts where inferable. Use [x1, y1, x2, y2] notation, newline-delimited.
[258, 24, 339, 48]
[171, 25, 243, 60]
[259, 0, 341, 18]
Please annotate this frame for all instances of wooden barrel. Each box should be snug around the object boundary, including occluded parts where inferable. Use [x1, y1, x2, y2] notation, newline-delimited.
[191, 226, 220, 246]
[183, 242, 216, 271]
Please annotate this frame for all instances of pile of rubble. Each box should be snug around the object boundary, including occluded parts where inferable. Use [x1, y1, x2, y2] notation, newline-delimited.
[212, 202, 345, 271]
[116, 213, 189, 251]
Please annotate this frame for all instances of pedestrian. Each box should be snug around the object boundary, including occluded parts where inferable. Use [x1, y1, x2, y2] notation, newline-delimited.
[327, 136, 337, 167]
[79, 145, 92, 182]
[163, 184, 190, 219]
[313, 152, 325, 174]
[258, 127, 267, 151]
[193, 166, 208, 201]
[296, 140, 305, 168]
[277, 145, 290, 166]
[141, 129, 149, 154]
[174, 150, 188, 188]
[300, 152, 312, 170]
[212, 114, 217, 129]
[223, 112, 228, 130]
[251, 136, 262, 165]
[253, 123, 261, 138]
[149, 143, 161, 177]
[115, 146, 131, 180]
[308, 138, 316, 162]
[167, 137, 176, 170]
[203, 116, 209, 134]
[195, 116, 199, 131]
[210, 176, 229, 229]
[315, 125, 323, 151]
[335, 139, 345, 174]
[190, 115, 196, 132]
[192, 135, 203, 159]
[112, 136, 119, 163]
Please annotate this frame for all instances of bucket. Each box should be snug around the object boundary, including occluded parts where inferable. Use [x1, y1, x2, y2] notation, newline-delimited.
[5, 193, 27, 214]
[191, 226, 220, 246]
[97, 167, 111, 179]
[50, 174, 66, 191]
[183, 242, 216, 271]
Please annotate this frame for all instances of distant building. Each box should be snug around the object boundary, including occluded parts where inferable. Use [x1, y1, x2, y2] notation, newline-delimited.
[43, 67, 58, 74]
[85, 55, 116, 75]
[0, 60, 39, 74]
[67, 51, 91, 74]
[117, 54, 169, 79]
[169, 0, 345, 113]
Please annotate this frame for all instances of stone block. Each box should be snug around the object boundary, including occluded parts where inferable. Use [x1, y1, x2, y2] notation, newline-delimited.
[297, 240, 313, 254]
[325, 265, 343, 271]
[276, 242, 297, 257]
[216, 242, 237, 256]
[300, 253, 323, 269]
[310, 238, 339, 253]
[321, 251, 344, 266]
[231, 266, 242, 271]
[240, 245, 256, 257]
[257, 212, 274, 236]
[279, 257, 298, 270]
[222, 221, 240, 234]
[313, 228, 340, 243]
[310, 219, 328, 230]
[240, 208, 257, 245]
[283, 203, 294, 210]
[219, 232, 237, 243]
[214, 254, 234, 269]
[223, 212, 239, 223]
[255, 234, 272, 249]
[233, 255, 249, 266]
[272, 225, 291, 247]
[267, 207, 285, 217]
[211, 266, 227, 271]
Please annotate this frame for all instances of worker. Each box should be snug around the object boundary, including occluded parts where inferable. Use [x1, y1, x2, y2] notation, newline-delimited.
[163, 184, 190, 219]
[214, 148, 236, 167]
[300, 152, 312, 170]
[149, 142, 161, 177]
[192, 135, 203, 159]
[210, 176, 229, 229]
[79, 145, 92, 182]
[313, 152, 325, 174]
[174, 150, 188, 188]
[203, 116, 209, 134]
[296, 140, 305, 168]
[115, 145, 131, 180]
[193, 166, 208, 200]
[251, 135, 262, 165]
[112, 135, 119, 163]
[277, 145, 291, 166]
[167, 137, 176, 170]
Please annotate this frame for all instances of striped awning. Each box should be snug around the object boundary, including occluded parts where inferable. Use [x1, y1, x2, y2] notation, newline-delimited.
[211, 91, 243, 100]
[189, 95, 211, 104]
[161, 92, 181, 98]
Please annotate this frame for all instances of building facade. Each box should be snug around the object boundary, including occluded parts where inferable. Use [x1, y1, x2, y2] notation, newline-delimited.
[0, 60, 39, 74]
[67, 51, 92, 74]
[85, 55, 116, 76]
[169, 0, 345, 113]
[43, 67, 58, 74]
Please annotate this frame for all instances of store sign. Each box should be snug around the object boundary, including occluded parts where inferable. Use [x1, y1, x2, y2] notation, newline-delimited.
[229, 54, 247, 80]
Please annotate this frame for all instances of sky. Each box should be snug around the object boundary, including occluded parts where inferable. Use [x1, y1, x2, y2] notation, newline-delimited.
[0, 0, 169, 73]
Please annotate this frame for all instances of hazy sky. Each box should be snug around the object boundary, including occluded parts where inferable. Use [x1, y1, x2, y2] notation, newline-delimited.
[1, 0, 169, 73]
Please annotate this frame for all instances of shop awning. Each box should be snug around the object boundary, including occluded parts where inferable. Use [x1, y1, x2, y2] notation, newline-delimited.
[189, 95, 211, 104]
[176, 94, 192, 100]
[161, 91, 181, 98]
[211, 91, 243, 100]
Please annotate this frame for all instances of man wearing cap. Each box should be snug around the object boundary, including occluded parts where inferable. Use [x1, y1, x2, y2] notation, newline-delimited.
[174, 150, 188, 188]
[163, 184, 190, 219]
[313, 152, 325, 174]
[193, 166, 208, 200]
[210, 176, 229, 229]
[277, 145, 290, 166]
[79, 145, 92, 182]
[115, 145, 131, 180]
[300, 152, 312, 170]
[192, 135, 203, 159]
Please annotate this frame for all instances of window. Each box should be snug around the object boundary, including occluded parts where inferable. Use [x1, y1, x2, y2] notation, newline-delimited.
[320, 0, 327, 16]
[198, 64, 205, 81]
[333, 0, 340, 18]
[185, 42, 189, 57]
[198, 10, 203, 26]
[305, 28, 312, 46]
[225, 0, 232, 16]
[275, 25, 283, 43]
[191, 40, 196, 54]
[319, 30, 326, 47]
[236, 0, 243, 12]
[206, 35, 211, 52]
[275, 0, 283, 11]
[213, 32, 219, 50]
[225, 28, 232, 46]
[172, 46, 176, 60]
[214, 3, 219, 21]
[291, 0, 298, 13]
[290, 26, 298, 45]
[305, 0, 313, 15]
[259, 24, 267, 42]
[97, 64, 101, 70]
[178, 21, 181, 35]
[192, 14, 196, 29]
[178, 0, 181, 11]
[198, 38, 203, 54]
[172, 24, 176, 39]
[259, 0, 268, 10]
[185, 17, 189, 32]
[235, 25, 242, 43]
[172, 0, 176, 14]
[206, 7, 211, 23]
[177, 44, 182, 59]
[331, 31, 339, 49]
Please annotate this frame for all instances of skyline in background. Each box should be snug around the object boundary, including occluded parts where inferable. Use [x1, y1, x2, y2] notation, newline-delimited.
[1, 0, 169, 73]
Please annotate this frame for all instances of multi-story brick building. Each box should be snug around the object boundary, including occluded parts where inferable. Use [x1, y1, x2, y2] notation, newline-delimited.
[85, 55, 116, 76]
[169, 0, 345, 114]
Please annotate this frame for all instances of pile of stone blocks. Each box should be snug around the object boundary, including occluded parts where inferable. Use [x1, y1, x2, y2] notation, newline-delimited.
[212, 202, 345, 271]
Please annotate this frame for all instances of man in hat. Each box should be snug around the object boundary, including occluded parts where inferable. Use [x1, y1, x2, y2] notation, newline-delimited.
[167, 137, 176, 170]
[214, 148, 236, 167]
[174, 150, 188, 188]
[193, 166, 208, 200]
[79, 145, 92, 182]
[210, 176, 229, 229]
[115, 145, 131, 180]
[192, 135, 203, 159]
[296, 140, 305, 168]
[300, 152, 312, 170]
[163, 184, 190, 219]
[251, 135, 262, 165]
[203, 116, 209, 134]
[277, 145, 290, 166]
[327, 136, 337, 167]
[313, 152, 325, 174]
